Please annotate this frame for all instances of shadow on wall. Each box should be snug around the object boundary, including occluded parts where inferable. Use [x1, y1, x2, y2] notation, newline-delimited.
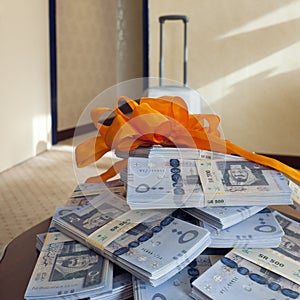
[187, 1, 300, 86]
[216, 67, 300, 154]
[176, 0, 300, 154]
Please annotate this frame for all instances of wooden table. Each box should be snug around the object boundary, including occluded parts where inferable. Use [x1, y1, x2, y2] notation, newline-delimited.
[0, 218, 51, 300]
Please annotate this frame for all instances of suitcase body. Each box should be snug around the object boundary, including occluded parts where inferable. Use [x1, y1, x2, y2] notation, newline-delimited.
[146, 15, 203, 114]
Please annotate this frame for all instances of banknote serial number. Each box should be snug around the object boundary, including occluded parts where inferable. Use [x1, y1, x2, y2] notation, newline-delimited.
[207, 199, 225, 204]
[259, 254, 285, 267]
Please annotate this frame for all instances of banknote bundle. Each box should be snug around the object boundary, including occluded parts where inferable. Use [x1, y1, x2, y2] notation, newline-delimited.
[66, 182, 125, 207]
[123, 147, 243, 210]
[133, 254, 222, 300]
[199, 208, 284, 248]
[190, 250, 300, 300]
[190, 210, 300, 300]
[25, 209, 113, 300]
[182, 205, 266, 230]
[125, 157, 205, 208]
[35, 232, 47, 252]
[196, 159, 292, 206]
[125, 155, 292, 209]
[233, 211, 300, 286]
[52, 190, 211, 286]
[32, 226, 133, 300]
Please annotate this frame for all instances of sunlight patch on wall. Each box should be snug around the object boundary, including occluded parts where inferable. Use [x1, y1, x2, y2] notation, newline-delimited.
[219, 2, 300, 39]
[32, 114, 52, 155]
[199, 40, 300, 107]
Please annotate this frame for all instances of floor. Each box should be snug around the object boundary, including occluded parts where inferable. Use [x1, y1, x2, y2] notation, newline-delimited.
[0, 134, 121, 254]
[0, 140, 77, 251]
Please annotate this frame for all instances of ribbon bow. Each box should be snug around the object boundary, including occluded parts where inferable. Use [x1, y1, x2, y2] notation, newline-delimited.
[75, 95, 300, 184]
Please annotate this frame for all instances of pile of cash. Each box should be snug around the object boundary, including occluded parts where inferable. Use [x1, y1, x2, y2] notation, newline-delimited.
[24, 147, 300, 299]
[125, 148, 292, 208]
[25, 209, 114, 300]
[182, 205, 267, 229]
[190, 212, 300, 300]
[198, 208, 284, 248]
[52, 190, 211, 287]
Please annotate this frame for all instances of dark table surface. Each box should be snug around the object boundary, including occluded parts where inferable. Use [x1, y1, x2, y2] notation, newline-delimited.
[0, 218, 51, 300]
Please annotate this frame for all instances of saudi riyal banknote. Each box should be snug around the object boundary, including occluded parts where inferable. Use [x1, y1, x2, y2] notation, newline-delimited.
[133, 254, 221, 300]
[201, 208, 284, 248]
[53, 191, 211, 286]
[191, 251, 300, 300]
[183, 205, 266, 230]
[65, 183, 125, 207]
[126, 156, 205, 208]
[25, 208, 113, 300]
[196, 159, 292, 206]
[234, 210, 300, 285]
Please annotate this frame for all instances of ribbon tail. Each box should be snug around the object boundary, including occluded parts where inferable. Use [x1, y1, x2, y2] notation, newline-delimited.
[86, 159, 128, 183]
[226, 140, 300, 183]
[75, 136, 110, 168]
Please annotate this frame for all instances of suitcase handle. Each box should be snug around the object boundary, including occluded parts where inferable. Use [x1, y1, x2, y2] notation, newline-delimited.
[159, 15, 189, 24]
[159, 15, 189, 87]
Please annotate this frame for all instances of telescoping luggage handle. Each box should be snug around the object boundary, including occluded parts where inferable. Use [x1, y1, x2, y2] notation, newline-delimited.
[159, 15, 189, 87]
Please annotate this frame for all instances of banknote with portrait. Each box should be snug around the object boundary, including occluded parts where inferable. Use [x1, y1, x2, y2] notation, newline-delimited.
[196, 159, 292, 206]
[25, 208, 113, 300]
[53, 190, 211, 286]
[234, 210, 300, 285]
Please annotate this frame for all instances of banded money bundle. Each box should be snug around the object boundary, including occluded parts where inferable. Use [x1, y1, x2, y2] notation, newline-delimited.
[125, 154, 292, 209]
[52, 190, 211, 286]
[190, 212, 300, 300]
[25, 208, 114, 300]
[25, 182, 300, 300]
[182, 205, 266, 229]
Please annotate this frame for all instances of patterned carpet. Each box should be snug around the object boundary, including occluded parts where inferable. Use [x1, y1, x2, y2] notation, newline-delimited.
[0, 145, 77, 251]
[0, 136, 121, 254]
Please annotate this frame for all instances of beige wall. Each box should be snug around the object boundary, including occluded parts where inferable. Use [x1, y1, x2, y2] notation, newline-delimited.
[56, 0, 143, 131]
[1, 1, 298, 173]
[0, 0, 51, 172]
[56, 0, 118, 130]
[149, 0, 300, 155]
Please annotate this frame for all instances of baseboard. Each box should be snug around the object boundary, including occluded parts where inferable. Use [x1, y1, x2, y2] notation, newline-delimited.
[56, 123, 96, 142]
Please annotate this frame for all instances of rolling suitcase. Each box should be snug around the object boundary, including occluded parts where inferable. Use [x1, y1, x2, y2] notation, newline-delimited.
[146, 15, 203, 114]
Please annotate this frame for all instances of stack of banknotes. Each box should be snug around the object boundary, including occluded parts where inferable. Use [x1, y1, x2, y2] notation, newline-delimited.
[190, 250, 300, 300]
[124, 148, 292, 209]
[52, 190, 211, 287]
[116, 145, 238, 160]
[24, 146, 299, 299]
[25, 209, 114, 300]
[197, 208, 284, 248]
[32, 223, 133, 300]
[25, 180, 300, 300]
[182, 205, 266, 229]
[190, 211, 300, 300]
[133, 254, 222, 300]
[32, 226, 133, 300]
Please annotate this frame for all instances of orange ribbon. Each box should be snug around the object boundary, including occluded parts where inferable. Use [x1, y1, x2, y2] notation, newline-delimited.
[75, 95, 300, 184]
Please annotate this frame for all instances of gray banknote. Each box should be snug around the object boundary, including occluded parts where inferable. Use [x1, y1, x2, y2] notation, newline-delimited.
[191, 251, 300, 300]
[53, 191, 211, 286]
[202, 208, 284, 248]
[133, 254, 221, 300]
[25, 208, 113, 300]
